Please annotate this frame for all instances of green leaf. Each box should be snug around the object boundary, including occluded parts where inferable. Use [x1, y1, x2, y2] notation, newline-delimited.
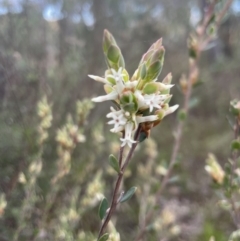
[150, 47, 165, 64]
[189, 97, 200, 109]
[145, 61, 162, 81]
[138, 130, 148, 143]
[98, 233, 109, 241]
[140, 63, 147, 79]
[231, 140, 240, 151]
[107, 45, 120, 63]
[120, 92, 138, 113]
[109, 154, 120, 173]
[142, 82, 158, 94]
[177, 109, 187, 121]
[120, 186, 137, 203]
[193, 80, 204, 88]
[118, 54, 125, 68]
[189, 47, 197, 59]
[207, 14, 215, 26]
[167, 176, 179, 184]
[98, 198, 108, 220]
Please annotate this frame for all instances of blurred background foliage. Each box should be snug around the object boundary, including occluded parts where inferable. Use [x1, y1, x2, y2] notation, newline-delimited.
[0, 0, 240, 240]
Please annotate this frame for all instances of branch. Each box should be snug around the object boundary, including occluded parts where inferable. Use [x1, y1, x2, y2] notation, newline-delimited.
[229, 117, 240, 228]
[134, 1, 233, 240]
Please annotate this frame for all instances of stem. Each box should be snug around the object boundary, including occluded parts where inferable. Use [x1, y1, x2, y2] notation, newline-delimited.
[97, 126, 142, 239]
[134, 1, 233, 240]
[229, 117, 240, 228]
[202, 0, 233, 49]
[216, 0, 233, 27]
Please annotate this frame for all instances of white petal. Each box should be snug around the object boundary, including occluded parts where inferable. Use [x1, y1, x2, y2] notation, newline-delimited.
[125, 81, 138, 88]
[111, 126, 124, 133]
[110, 106, 116, 112]
[164, 104, 179, 116]
[92, 91, 118, 102]
[134, 90, 145, 108]
[88, 75, 108, 84]
[136, 115, 158, 123]
[107, 120, 116, 125]
[115, 78, 125, 94]
[159, 83, 174, 90]
[120, 137, 136, 147]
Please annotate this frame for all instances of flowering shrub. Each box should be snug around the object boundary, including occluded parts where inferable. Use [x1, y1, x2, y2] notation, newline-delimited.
[89, 30, 179, 240]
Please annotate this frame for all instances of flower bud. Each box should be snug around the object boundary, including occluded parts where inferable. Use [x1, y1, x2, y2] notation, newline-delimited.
[103, 29, 116, 53]
[144, 47, 165, 82]
[150, 47, 165, 65]
[205, 153, 225, 184]
[103, 30, 125, 70]
[139, 38, 163, 66]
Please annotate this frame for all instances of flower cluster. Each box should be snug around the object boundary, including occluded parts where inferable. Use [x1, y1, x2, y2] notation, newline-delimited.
[90, 30, 178, 147]
[205, 153, 225, 185]
[37, 96, 52, 144]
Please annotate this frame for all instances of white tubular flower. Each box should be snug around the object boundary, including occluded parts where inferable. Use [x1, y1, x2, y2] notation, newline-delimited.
[134, 90, 145, 108]
[88, 75, 109, 84]
[107, 68, 125, 94]
[164, 104, 179, 116]
[106, 107, 128, 132]
[120, 122, 136, 147]
[125, 80, 138, 89]
[107, 68, 125, 80]
[158, 83, 174, 90]
[143, 94, 167, 112]
[136, 115, 158, 124]
[92, 91, 118, 102]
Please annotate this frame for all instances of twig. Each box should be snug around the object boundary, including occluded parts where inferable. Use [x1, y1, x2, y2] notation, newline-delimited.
[216, 0, 233, 26]
[229, 117, 240, 228]
[134, 1, 233, 240]
[201, 0, 233, 49]
[97, 126, 142, 239]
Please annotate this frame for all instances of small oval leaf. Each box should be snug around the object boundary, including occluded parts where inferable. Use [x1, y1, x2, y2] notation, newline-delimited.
[146, 61, 161, 81]
[142, 82, 158, 94]
[120, 186, 137, 203]
[167, 176, 179, 184]
[98, 233, 109, 241]
[109, 154, 120, 173]
[140, 63, 147, 79]
[231, 140, 240, 151]
[107, 45, 120, 63]
[188, 97, 200, 109]
[98, 198, 108, 220]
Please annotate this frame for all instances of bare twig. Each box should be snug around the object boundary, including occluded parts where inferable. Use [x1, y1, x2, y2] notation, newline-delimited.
[134, 1, 233, 240]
